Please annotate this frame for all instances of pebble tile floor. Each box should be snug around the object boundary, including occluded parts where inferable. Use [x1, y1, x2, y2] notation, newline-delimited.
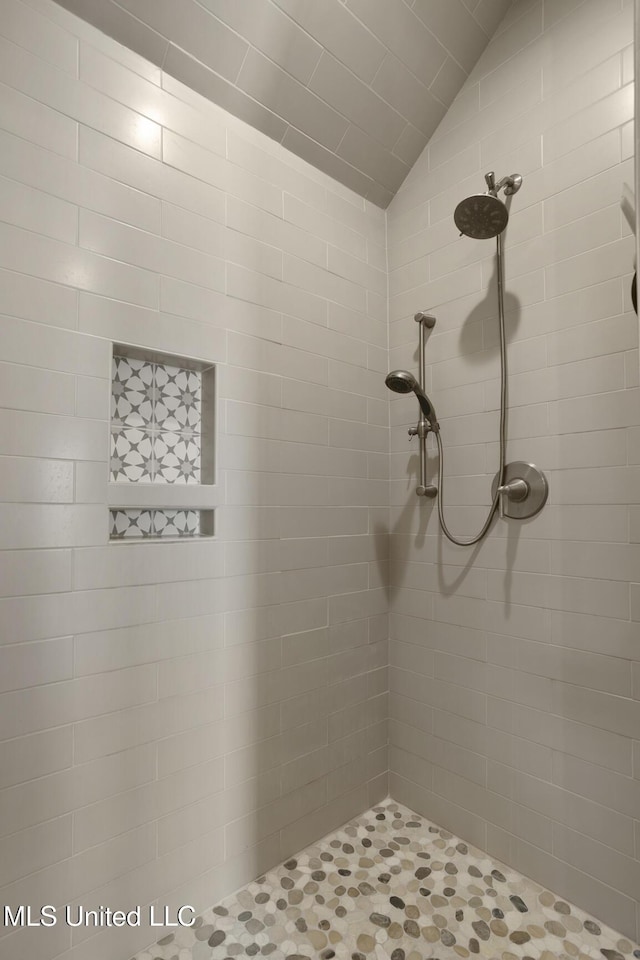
[134, 799, 640, 960]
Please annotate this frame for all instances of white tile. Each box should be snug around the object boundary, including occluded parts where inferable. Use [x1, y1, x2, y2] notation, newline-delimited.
[0, 743, 155, 840]
[0, 360, 75, 416]
[0, 664, 157, 740]
[80, 210, 225, 293]
[79, 127, 225, 223]
[309, 52, 405, 151]
[226, 131, 326, 210]
[547, 312, 637, 366]
[0, 315, 109, 377]
[73, 758, 223, 851]
[0, 636, 72, 693]
[76, 375, 109, 420]
[284, 315, 366, 368]
[0, 221, 159, 308]
[544, 84, 633, 163]
[621, 118, 633, 160]
[0, 456, 74, 504]
[0, 0, 78, 73]
[554, 465, 640, 505]
[0, 78, 77, 159]
[0, 265, 78, 331]
[0, 549, 71, 597]
[283, 253, 367, 314]
[489, 698, 632, 782]
[0, 36, 162, 157]
[284, 193, 367, 260]
[543, 158, 634, 232]
[162, 127, 227, 191]
[74, 541, 224, 591]
[0, 128, 161, 234]
[549, 387, 639, 435]
[74, 614, 223, 677]
[227, 195, 326, 268]
[551, 541, 640, 584]
[0, 583, 157, 646]
[227, 262, 325, 327]
[552, 821, 640, 897]
[80, 292, 227, 365]
[225, 228, 283, 281]
[79, 42, 226, 158]
[22, 0, 166, 81]
[74, 685, 223, 764]
[0, 174, 77, 243]
[0, 726, 72, 790]
[162, 201, 225, 257]
[0, 410, 107, 461]
[0, 815, 72, 887]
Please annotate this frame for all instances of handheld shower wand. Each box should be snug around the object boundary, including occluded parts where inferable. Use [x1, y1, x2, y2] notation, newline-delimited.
[384, 370, 439, 432]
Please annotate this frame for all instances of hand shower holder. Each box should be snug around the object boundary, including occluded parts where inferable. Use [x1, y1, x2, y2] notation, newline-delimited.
[408, 421, 437, 497]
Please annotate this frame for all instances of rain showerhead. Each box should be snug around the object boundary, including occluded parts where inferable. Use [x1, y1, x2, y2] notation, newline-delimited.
[454, 171, 522, 240]
[385, 369, 439, 431]
[454, 193, 509, 239]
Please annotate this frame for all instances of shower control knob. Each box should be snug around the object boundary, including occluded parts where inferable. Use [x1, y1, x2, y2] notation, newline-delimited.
[497, 478, 528, 519]
[491, 462, 548, 521]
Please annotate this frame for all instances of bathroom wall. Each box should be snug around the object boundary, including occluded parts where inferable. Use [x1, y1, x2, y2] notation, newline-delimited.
[0, 1, 388, 957]
[387, 0, 640, 942]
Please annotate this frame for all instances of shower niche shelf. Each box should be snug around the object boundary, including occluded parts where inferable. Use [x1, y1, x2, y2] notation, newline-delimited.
[107, 344, 218, 541]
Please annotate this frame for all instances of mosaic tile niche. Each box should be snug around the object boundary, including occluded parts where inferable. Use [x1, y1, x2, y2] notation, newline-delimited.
[109, 347, 215, 540]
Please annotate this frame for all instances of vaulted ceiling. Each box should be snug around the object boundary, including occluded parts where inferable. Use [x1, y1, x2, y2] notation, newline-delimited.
[54, 0, 512, 207]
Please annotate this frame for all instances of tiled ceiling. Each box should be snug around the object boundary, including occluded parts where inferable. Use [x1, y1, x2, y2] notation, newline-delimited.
[54, 0, 512, 207]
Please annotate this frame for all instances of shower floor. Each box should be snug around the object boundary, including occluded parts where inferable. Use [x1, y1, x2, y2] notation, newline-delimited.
[134, 798, 640, 960]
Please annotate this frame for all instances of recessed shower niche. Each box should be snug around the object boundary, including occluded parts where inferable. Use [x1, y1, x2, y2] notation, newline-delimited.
[108, 345, 218, 540]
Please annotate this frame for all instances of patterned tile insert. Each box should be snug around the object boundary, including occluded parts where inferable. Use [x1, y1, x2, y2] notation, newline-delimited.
[110, 509, 201, 538]
[111, 355, 202, 484]
[132, 799, 640, 960]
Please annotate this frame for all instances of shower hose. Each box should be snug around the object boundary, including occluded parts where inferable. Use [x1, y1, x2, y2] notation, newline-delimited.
[435, 233, 507, 546]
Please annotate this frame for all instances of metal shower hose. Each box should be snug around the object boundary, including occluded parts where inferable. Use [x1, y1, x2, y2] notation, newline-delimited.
[435, 233, 508, 546]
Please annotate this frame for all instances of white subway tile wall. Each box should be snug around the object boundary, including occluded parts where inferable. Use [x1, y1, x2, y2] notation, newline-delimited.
[387, 0, 640, 944]
[1, 0, 640, 956]
[0, 1, 388, 957]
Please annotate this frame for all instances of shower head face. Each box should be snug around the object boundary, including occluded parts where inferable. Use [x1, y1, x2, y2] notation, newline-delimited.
[454, 193, 509, 239]
[385, 370, 439, 429]
[385, 369, 417, 395]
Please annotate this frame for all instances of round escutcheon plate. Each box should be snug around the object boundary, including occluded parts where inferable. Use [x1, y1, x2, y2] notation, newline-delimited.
[491, 461, 549, 520]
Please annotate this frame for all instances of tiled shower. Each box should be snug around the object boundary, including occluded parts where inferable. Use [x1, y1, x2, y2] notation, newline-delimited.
[0, 0, 638, 959]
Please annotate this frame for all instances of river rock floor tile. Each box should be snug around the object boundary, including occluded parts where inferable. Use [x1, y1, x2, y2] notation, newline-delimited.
[133, 798, 640, 960]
